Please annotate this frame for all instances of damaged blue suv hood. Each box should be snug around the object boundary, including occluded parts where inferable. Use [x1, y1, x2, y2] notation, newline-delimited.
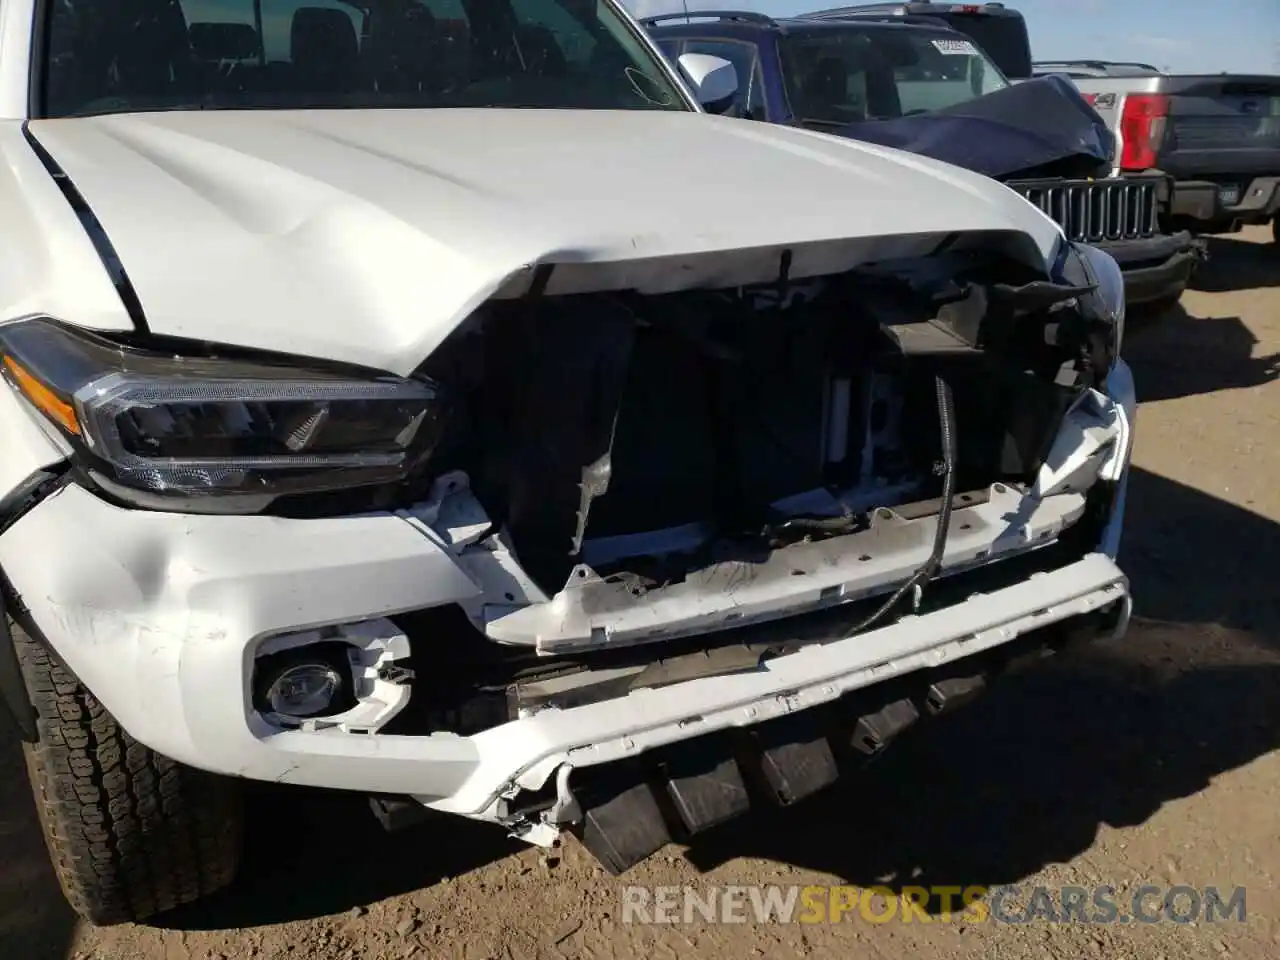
[833, 74, 1115, 181]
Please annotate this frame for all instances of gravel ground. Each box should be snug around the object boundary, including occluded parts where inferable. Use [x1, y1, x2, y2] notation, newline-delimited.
[3, 226, 1278, 960]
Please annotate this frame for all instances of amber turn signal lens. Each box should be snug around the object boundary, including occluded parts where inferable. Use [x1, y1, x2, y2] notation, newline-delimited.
[2, 354, 80, 435]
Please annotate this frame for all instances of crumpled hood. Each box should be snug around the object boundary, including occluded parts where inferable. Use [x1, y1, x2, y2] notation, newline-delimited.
[29, 109, 1062, 375]
[832, 74, 1116, 181]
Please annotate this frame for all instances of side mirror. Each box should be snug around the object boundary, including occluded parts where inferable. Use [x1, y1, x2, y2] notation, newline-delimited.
[676, 53, 739, 114]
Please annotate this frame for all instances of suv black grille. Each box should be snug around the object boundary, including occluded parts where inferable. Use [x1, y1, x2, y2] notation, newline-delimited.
[1009, 178, 1159, 243]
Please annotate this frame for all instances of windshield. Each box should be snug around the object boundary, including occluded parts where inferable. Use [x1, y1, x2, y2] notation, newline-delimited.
[39, 0, 688, 118]
[780, 29, 1007, 129]
[930, 12, 1032, 80]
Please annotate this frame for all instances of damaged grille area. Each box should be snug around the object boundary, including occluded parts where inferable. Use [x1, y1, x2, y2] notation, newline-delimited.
[1010, 177, 1160, 243]
[361, 252, 1127, 874]
[419, 255, 1110, 618]
[386, 497, 1118, 739]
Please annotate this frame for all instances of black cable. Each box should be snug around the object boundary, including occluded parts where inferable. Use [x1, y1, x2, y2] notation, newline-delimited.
[841, 374, 958, 639]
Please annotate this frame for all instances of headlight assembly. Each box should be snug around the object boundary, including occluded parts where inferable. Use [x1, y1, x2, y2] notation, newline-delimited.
[0, 317, 443, 512]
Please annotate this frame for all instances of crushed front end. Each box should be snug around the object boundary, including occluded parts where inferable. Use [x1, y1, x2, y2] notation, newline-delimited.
[0, 239, 1134, 874]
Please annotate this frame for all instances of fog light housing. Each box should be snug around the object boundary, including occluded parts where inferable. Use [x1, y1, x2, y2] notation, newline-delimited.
[252, 642, 356, 721]
[266, 663, 343, 717]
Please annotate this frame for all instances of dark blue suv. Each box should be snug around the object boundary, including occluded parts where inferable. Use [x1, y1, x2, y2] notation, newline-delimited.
[646, 9, 1012, 127]
[644, 10, 1202, 311]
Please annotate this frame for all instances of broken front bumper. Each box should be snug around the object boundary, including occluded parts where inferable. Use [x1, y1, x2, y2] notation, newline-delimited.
[1095, 231, 1204, 307]
[0, 364, 1135, 827]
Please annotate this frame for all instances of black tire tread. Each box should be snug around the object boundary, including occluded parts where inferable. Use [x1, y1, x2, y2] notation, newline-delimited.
[11, 617, 242, 925]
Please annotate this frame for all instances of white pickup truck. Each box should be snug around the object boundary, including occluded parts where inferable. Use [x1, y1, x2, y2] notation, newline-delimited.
[0, 0, 1133, 926]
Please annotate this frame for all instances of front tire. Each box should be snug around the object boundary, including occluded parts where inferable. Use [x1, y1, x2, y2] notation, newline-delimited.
[11, 617, 243, 925]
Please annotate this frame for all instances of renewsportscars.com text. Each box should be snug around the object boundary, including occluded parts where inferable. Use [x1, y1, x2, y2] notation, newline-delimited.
[621, 884, 1247, 926]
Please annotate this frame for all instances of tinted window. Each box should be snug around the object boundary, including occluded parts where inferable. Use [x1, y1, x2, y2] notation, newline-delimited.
[930, 12, 1031, 80]
[510, 0, 599, 67]
[780, 29, 1006, 128]
[681, 38, 767, 120]
[40, 0, 687, 117]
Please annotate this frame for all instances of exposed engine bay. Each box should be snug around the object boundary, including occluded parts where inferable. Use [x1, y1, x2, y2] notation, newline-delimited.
[410, 248, 1120, 657]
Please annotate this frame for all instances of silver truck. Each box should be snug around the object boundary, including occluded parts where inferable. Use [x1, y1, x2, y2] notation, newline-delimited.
[1038, 62, 1280, 244]
[1033, 60, 1163, 80]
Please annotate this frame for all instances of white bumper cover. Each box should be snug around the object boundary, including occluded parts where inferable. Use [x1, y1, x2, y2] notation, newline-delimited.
[0, 364, 1136, 821]
[0, 487, 1128, 818]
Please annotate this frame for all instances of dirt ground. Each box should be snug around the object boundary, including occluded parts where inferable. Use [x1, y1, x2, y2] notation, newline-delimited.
[3, 226, 1279, 960]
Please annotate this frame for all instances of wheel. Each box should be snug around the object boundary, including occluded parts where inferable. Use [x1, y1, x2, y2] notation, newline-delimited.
[1272, 217, 1279, 246]
[10, 617, 243, 925]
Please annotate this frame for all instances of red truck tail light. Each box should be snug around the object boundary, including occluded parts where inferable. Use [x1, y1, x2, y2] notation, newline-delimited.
[1119, 93, 1169, 170]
